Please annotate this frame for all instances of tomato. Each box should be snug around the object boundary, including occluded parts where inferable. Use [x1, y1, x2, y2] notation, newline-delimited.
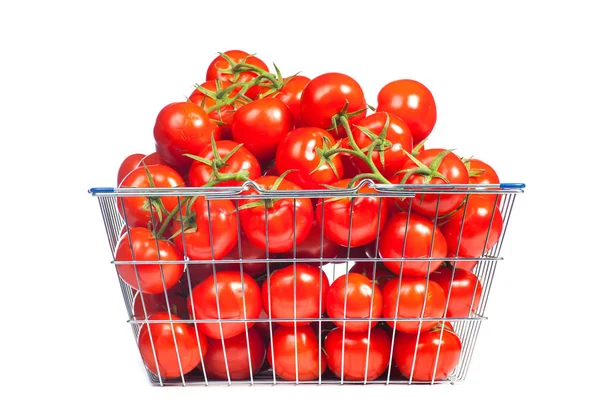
[115, 227, 184, 294]
[188, 270, 262, 339]
[382, 277, 446, 333]
[138, 312, 207, 379]
[137, 152, 162, 168]
[300, 73, 366, 137]
[117, 164, 185, 229]
[326, 273, 383, 332]
[392, 324, 461, 381]
[440, 194, 503, 271]
[378, 212, 447, 277]
[376, 79, 437, 143]
[118, 153, 145, 185]
[206, 50, 269, 100]
[239, 176, 314, 253]
[393, 148, 469, 218]
[430, 266, 482, 318]
[232, 98, 293, 163]
[466, 158, 500, 185]
[267, 325, 326, 381]
[349, 262, 395, 293]
[339, 141, 364, 179]
[281, 221, 340, 266]
[132, 291, 188, 319]
[273, 75, 311, 127]
[324, 327, 392, 381]
[189, 80, 238, 140]
[202, 328, 266, 380]
[350, 112, 413, 178]
[315, 179, 388, 247]
[275, 127, 343, 190]
[262, 264, 329, 326]
[188, 140, 261, 187]
[219, 234, 269, 277]
[153, 101, 219, 170]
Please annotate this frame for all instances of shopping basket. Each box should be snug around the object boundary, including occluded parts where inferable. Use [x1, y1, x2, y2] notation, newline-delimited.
[89, 180, 525, 386]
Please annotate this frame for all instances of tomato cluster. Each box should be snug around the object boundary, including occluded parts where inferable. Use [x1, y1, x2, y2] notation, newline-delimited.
[114, 50, 504, 382]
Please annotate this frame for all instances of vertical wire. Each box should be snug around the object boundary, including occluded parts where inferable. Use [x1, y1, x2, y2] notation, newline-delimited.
[318, 196, 326, 385]
[340, 196, 356, 385]
[263, 201, 277, 384]
[292, 198, 299, 384]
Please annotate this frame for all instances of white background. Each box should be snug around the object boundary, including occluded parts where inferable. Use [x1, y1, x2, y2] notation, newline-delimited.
[1, 0, 598, 398]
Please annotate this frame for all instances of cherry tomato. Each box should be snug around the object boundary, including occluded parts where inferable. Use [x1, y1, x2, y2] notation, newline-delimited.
[273, 75, 311, 127]
[118, 153, 145, 185]
[430, 265, 482, 317]
[132, 291, 188, 319]
[466, 158, 500, 185]
[206, 50, 269, 100]
[189, 80, 238, 140]
[281, 221, 340, 266]
[267, 325, 326, 381]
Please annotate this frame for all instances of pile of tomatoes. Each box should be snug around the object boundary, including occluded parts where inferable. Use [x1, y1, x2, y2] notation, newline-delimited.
[114, 50, 503, 382]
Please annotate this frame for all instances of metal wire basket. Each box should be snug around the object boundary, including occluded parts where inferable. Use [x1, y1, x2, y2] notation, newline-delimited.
[89, 180, 525, 386]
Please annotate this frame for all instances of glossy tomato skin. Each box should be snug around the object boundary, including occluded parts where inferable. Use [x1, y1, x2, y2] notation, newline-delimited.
[326, 273, 383, 332]
[275, 127, 343, 190]
[273, 75, 311, 127]
[300, 72, 367, 137]
[189, 80, 237, 140]
[430, 266, 482, 318]
[239, 176, 314, 253]
[188, 140, 261, 187]
[118, 153, 145, 185]
[378, 212, 447, 277]
[376, 79, 437, 143]
[262, 264, 329, 326]
[281, 221, 340, 266]
[316, 179, 388, 247]
[267, 325, 326, 381]
[138, 312, 207, 379]
[324, 327, 392, 381]
[137, 152, 162, 168]
[348, 262, 395, 293]
[382, 277, 446, 333]
[393, 325, 461, 381]
[351, 112, 413, 178]
[188, 270, 262, 339]
[205, 50, 269, 100]
[466, 158, 500, 185]
[153, 102, 219, 170]
[115, 227, 184, 294]
[203, 328, 266, 380]
[232, 98, 293, 163]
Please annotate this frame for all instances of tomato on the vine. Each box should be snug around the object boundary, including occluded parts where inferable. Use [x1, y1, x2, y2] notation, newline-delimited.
[267, 325, 326, 381]
[272, 75, 311, 127]
[189, 80, 238, 140]
[430, 265, 482, 317]
[118, 153, 145, 185]
[348, 262, 395, 293]
[203, 328, 266, 380]
[137, 152, 162, 168]
[206, 50, 269, 100]
[466, 158, 500, 185]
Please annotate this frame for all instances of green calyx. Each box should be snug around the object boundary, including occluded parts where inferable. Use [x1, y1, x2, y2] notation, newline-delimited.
[312, 136, 341, 179]
[397, 149, 453, 185]
[238, 170, 296, 211]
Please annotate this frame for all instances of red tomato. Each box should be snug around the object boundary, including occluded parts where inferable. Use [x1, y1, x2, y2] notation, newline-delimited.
[392, 324, 461, 381]
[466, 158, 500, 185]
[326, 273, 383, 332]
[267, 325, 326, 381]
[262, 264, 329, 326]
[378, 212, 447, 277]
[324, 327, 392, 381]
[376, 79, 437, 143]
[275, 127, 343, 190]
[394, 148, 469, 218]
[349, 262, 395, 293]
[115, 227, 184, 294]
[189, 80, 238, 140]
[281, 221, 340, 266]
[273, 75, 311, 127]
[153, 102, 219, 170]
[239, 176, 314, 253]
[219, 234, 268, 277]
[117, 164, 185, 229]
[232, 98, 293, 163]
[188, 270, 262, 339]
[430, 266, 482, 317]
[300, 73, 366, 137]
[138, 312, 207, 379]
[350, 112, 413, 178]
[188, 140, 261, 187]
[137, 152, 162, 168]
[382, 277, 446, 333]
[315, 179, 388, 247]
[202, 328, 266, 380]
[206, 50, 269, 100]
[132, 291, 188, 319]
[118, 153, 145, 185]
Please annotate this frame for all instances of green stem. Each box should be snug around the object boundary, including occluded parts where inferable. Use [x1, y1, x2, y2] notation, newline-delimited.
[156, 197, 191, 239]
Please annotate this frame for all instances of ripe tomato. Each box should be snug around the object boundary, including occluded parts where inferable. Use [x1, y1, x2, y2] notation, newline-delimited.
[281, 221, 340, 266]
[273, 75, 310, 127]
[188, 140, 261, 187]
[239, 176, 314, 253]
[430, 266, 482, 317]
[232, 98, 293, 163]
[349, 262, 395, 293]
[382, 277, 446, 333]
[324, 327, 392, 381]
[138, 312, 207, 379]
[326, 273, 383, 332]
[350, 112, 413, 178]
[206, 50, 269, 100]
[378, 212, 447, 277]
[392, 324, 461, 381]
[466, 158, 500, 185]
[117, 164, 185, 229]
[189, 80, 238, 140]
[267, 325, 326, 381]
[132, 291, 188, 319]
[202, 328, 266, 380]
[153, 102, 219, 170]
[188, 270, 262, 339]
[118, 153, 145, 185]
[315, 179, 388, 247]
[275, 127, 343, 190]
[137, 152, 162, 168]
[376, 79, 437, 143]
[394, 148, 469, 218]
[300, 72, 366, 137]
[115, 227, 184, 294]
[219, 234, 268, 277]
[262, 264, 329, 326]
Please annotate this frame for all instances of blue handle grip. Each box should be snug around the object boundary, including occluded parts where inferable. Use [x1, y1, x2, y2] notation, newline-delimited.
[499, 183, 526, 189]
[89, 187, 116, 194]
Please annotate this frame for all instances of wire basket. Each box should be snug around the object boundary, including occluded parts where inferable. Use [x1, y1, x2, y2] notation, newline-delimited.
[89, 180, 524, 386]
